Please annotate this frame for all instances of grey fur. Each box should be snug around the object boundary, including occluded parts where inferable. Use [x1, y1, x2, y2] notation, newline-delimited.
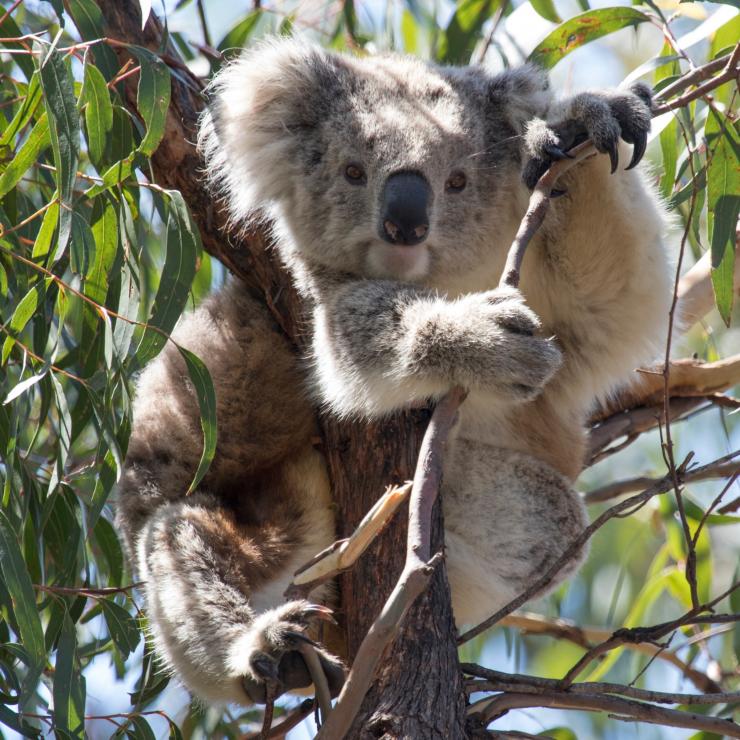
[118, 38, 671, 706]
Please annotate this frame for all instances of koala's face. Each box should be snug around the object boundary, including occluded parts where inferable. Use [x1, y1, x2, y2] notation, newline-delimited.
[201, 41, 548, 286]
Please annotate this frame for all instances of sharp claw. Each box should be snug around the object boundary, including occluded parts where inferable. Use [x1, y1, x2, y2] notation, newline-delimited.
[284, 629, 320, 648]
[304, 604, 338, 625]
[608, 143, 619, 174]
[626, 134, 647, 170]
[544, 144, 574, 161]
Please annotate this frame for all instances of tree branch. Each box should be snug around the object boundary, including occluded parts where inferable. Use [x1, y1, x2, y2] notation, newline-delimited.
[468, 689, 740, 737]
[315, 387, 467, 738]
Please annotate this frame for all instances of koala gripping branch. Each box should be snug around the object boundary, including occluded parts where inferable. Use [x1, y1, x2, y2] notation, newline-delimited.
[95, 1, 469, 737]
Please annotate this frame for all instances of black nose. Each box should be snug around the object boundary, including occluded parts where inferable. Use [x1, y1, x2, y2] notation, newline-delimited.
[379, 171, 430, 246]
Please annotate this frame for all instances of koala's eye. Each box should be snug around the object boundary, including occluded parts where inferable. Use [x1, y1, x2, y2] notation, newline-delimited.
[445, 171, 467, 193]
[344, 164, 367, 184]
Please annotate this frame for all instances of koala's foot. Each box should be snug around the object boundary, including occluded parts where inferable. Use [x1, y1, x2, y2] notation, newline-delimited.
[451, 287, 562, 400]
[523, 82, 652, 188]
[239, 601, 346, 703]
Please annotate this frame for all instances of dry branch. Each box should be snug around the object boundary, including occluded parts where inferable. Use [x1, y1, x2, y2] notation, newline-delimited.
[468, 689, 740, 737]
[496, 613, 721, 692]
[462, 665, 739, 706]
[585, 457, 740, 503]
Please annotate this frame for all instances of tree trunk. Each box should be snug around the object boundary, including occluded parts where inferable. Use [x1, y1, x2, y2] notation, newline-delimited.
[92, 3, 467, 736]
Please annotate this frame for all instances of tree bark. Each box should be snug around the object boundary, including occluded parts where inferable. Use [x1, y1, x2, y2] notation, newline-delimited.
[92, 3, 467, 737]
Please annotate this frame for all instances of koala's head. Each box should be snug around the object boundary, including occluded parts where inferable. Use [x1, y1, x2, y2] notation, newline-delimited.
[199, 39, 550, 286]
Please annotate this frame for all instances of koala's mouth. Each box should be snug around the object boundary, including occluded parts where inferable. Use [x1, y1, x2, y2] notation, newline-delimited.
[365, 242, 431, 281]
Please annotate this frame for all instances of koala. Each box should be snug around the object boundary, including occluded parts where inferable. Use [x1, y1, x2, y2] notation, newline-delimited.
[116, 39, 671, 708]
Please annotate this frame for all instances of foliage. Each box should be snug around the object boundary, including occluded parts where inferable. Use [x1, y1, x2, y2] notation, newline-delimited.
[0, 0, 737, 737]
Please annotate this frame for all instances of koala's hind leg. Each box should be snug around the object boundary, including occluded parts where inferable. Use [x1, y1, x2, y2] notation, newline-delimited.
[132, 449, 344, 706]
[443, 439, 587, 628]
[116, 282, 344, 705]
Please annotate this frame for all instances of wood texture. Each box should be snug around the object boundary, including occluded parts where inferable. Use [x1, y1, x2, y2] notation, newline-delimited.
[93, 3, 467, 736]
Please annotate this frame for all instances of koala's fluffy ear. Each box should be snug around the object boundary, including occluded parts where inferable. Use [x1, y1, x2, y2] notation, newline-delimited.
[484, 64, 552, 134]
[198, 39, 342, 224]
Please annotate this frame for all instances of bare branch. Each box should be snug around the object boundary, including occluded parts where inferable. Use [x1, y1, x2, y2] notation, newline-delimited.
[495, 613, 721, 693]
[585, 454, 740, 504]
[469, 690, 740, 737]
[462, 665, 740, 705]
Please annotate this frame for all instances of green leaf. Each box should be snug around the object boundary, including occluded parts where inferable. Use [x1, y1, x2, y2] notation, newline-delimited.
[100, 599, 140, 660]
[93, 516, 124, 588]
[705, 110, 739, 326]
[53, 613, 86, 737]
[528, 8, 649, 69]
[0, 510, 45, 681]
[2, 282, 46, 363]
[82, 63, 113, 168]
[38, 42, 80, 260]
[0, 115, 51, 200]
[130, 47, 171, 157]
[0, 73, 42, 148]
[530, 0, 561, 24]
[4, 367, 50, 404]
[70, 211, 96, 275]
[177, 346, 217, 494]
[134, 191, 200, 367]
[438, 0, 502, 64]
[217, 11, 264, 58]
[32, 201, 59, 262]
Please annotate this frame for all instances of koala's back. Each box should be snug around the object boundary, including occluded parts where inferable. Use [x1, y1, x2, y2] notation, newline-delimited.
[117, 280, 321, 557]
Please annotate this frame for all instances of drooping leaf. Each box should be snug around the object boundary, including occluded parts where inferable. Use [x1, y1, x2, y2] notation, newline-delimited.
[177, 346, 217, 494]
[0, 115, 51, 200]
[438, 0, 502, 64]
[705, 110, 739, 325]
[101, 599, 140, 660]
[130, 47, 171, 157]
[0, 511, 45, 686]
[134, 191, 200, 367]
[38, 42, 80, 261]
[530, 0, 561, 25]
[82, 62, 114, 168]
[52, 613, 86, 737]
[529, 8, 650, 69]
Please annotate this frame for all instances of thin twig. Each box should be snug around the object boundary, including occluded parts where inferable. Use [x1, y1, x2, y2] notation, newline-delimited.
[469, 690, 740, 737]
[462, 665, 739, 705]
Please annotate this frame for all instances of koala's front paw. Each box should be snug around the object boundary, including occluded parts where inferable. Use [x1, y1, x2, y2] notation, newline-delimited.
[240, 601, 345, 704]
[459, 288, 562, 400]
[523, 82, 653, 188]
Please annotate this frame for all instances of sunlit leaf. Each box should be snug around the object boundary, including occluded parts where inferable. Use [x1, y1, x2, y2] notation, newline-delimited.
[52, 613, 86, 737]
[0, 511, 45, 688]
[529, 8, 649, 69]
[101, 599, 141, 660]
[177, 346, 217, 494]
[530, 0, 561, 24]
[705, 109, 739, 325]
[0, 115, 51, 200]
[438, 0, 502, 64]
[38, 42, 80, 261]
[82, 62, 114, 168]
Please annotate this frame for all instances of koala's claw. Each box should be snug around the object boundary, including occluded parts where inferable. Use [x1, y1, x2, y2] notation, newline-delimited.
[240, 600, 346, 705]
[523, 82, 652, 187]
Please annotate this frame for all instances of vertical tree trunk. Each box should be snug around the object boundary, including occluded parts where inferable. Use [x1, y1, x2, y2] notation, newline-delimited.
[94, 3, 467, 736]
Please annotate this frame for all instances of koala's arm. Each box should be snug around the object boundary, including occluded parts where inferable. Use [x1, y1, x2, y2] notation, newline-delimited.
[117, 282, 343, 706]
[312, 279, 562, 416]
[518, 83, 671, 405]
